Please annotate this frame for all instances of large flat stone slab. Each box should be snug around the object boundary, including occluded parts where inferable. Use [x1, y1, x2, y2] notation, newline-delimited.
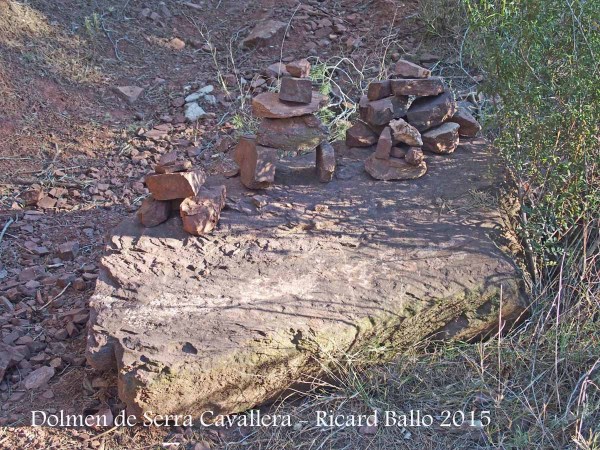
[86, 138, 526, 419]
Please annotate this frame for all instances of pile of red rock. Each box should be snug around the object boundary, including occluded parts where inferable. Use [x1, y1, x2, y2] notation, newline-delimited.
[346, 59, 481, 180]
[232, 59, 336, 188]
[137, 151, 226, 235]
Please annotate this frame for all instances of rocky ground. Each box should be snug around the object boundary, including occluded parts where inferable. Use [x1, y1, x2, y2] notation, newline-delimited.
[0, 0, 485, 447]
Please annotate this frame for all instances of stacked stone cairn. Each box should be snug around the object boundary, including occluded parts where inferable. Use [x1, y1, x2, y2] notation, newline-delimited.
[232, 58, 336, 188]
[136, 151, 226, 235]
[346, 59, 481, 181]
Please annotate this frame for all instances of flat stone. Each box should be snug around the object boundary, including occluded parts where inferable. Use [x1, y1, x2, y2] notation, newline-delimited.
[407, 92, 457, 131]
[365, 154, 427, 180]
[374, 126, 393, 159]
[393, 59, 431, 78]
[422, 122, 460, 154]
[389, 118, 422, 146]
[57, 241, 79, 261]
[155, 161, 192, 174]
[405, 147, 424, 166]
[87, 140, 526, 419]
[286, 59, 311, 78]
[252, 92, 327, 119]
[367, 80, 392, 101]
[145, 169, 207, 200]
[257, 114, 327, 152]
[448, 106, 481, 137]
[315, 142, 336, 182]
[137, 196, 171, 227]
[345, 121, 378, 147]
[180, 186, 227, 235]
[390, 77, 445, 96]
[114, 86, 144, 104]
[185, 103, 208, 122]
[23, 366, 55, 390]
[233, 135, 278, 189]
[240, 20, 287, 49]
[279, 77, 313, 104]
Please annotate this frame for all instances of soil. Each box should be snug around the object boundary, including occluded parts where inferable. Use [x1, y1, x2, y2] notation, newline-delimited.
[0, 0, 469, 447]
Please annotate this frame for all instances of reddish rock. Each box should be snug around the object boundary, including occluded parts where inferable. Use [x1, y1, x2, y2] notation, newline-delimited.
[279, 77, 313, 104]
[265, 62, 291, 78]
[345, 121, 378, 147]
[364, 154, 427, 180]
[113, 86, 144, 104]
[252, 92, 328, 119]
[358, 95, 369, 118]
[405, 147, 424, 166]
[393, 59, 431, 79]
[367, 80, 392, 101]
[316, 142, 336, 182]
[286, 59, 311, 78]
[257, 114, 327, 152]
[422, 122, 460, 154]
[180, 186, 227, 235]
[374, 127, 393, 160]
[448, 105, 481, 137]
[391, 95, 410, 119]
[37, 196, 56, 209]
[363, 97, 394, 126]
[20, 189, 43, 206]
[137, 196, 171, 227]
[240, 20, 287, 49]
[145, 169, 207, 200]
[390, 146, 407, 159]
[159, 151, 178, 166]
[57, 241, 79, 261]
[155, 161, 192, 174]
[407, 92, 457, 131]
[233, 136, 278, 189]
[390, 77, 445, 96]
[389, 118, 422, 146]
[23, 366, 55, 390]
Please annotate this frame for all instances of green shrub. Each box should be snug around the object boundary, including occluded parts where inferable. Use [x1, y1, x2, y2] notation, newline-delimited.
[464, 0, 599, 277]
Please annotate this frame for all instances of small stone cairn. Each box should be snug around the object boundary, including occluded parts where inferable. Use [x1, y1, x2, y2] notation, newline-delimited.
[232, 59, 336, 189]
[346, 59, 481, 180]
[136, 151, 226, 236]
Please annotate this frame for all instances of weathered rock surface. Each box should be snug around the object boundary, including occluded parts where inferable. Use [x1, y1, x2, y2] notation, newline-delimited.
[233, 136, 278, 189]
[279, 77, 312, 104]
[180, 185, 227, 235]
[391, 77, 445, 96]
[240, 20, 287, 49]
[252, 92, 327, 118]
[422, 122, 460, 154]
[114, 86, 143, 104]
[345, 121, 378, 147]
[365, 154, 427, 180]
[389, 118, 422, 146]
[286, 59, 311, 78]
[257, 115, 327, 153]
[87, 140, 526, 419]
[145, 169, 207, 201]
[393, 59, 431, 78]
[374, 126, 393, 159]
[448, 105, 481, 137]
[137, 196, 171, 227]
[315, 142, 336, 182]
[367, 80, 392, 101]
[407, 92, 457, 131]
[405, 147, 424, 166]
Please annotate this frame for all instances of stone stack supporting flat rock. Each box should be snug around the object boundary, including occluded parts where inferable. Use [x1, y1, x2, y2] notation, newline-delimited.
[87, 143, 527, 420]
[234, 58, 333, 186]
[180, 185, 227, 235]
[137, 153, 224, 235]
[343, 59, 481, 180]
